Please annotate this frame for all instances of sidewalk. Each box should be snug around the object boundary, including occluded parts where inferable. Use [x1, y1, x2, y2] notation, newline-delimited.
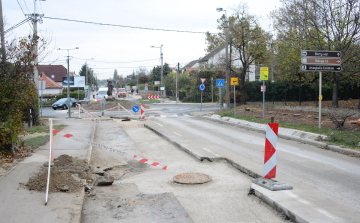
[0, 118, 95, 223]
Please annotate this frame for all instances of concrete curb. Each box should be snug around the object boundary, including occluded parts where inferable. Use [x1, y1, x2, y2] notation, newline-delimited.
[144, 124, 262, 179]
[78, 120, 97, 223]
[144, 123, 309, 223]
[199, 115, 360, 157]
[250, 184, 307, 223]
[145, 117, 358, 223]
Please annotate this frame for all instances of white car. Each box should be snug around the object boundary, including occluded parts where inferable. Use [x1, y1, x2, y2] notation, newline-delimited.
[97, 87, 108, 99]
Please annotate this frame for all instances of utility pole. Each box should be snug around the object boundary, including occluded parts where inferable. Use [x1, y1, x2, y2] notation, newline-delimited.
[271, 41, 274, 83]
[0, 0, 6, 64]
[160, 45, 164, 100]
[58, 47, 79, 118]
[217, 8, 230, 109]
[225, 14, 230, 109]
[177, 62, 179, 103]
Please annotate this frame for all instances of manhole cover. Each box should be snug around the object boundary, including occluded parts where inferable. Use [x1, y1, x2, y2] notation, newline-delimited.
[173, 173, 212, 184]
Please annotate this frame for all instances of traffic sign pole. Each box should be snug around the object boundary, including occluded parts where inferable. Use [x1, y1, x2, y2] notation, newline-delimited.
[219, 88, 221, 112]
[201, 90, 203, 112]
[234, 85, 236, 115]
[319, 72, 322, 128]
[263, 81, 265, 119]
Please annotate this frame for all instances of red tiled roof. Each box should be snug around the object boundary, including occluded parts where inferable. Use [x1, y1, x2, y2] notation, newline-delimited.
[185, 67, 199, 72]
[39, 73, 62, 89]
[38, 65, 67, 82]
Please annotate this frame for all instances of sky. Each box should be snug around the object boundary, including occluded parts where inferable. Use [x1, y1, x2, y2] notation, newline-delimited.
[3, 0, 281, 80]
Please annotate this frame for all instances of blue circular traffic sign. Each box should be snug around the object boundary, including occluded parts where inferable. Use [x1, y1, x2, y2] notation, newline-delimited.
[132, 105, 139, 113]
[199, 84, 205, 91]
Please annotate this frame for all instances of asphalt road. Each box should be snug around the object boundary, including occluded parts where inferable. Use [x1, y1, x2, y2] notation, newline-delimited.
[145, 115, 360, 222]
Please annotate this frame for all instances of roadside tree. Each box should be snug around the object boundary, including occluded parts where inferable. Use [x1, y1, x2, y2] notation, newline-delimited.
[272, 0, 360, 107]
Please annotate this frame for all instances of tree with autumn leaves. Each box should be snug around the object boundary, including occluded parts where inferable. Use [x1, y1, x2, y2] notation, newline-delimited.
[0, 35, 45, 151]
[205, 4, 270, 105]
[271, 0, 360, 107]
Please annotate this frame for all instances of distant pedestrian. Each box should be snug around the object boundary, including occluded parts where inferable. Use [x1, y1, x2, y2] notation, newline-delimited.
[136, 88, 139, 94]
[131, 88, 134, 95]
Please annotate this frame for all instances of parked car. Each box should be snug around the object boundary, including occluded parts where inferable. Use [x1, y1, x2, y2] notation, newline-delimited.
[52, 98, 78, 110]
[118, 88, 127, 98]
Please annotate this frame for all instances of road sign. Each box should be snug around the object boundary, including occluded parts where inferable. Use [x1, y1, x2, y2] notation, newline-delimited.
[132, 105, 139, 113]
[301, 58, 341, 65]
[216, 79, 224, 87]
[261, 85, 266, 92]
[199, 84, 205, 91]
[260, 67, 269, 80]
[230, 77, 239, 85]
[145, 83, 148, 87]
[300, 65, 342, 72]
[301, 50, 341, 58]
[200, 78, 206, 84]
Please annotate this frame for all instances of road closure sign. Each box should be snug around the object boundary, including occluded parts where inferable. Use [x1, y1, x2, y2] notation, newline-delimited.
[230, 77, 239, 85]
[260, 67, 269, 80]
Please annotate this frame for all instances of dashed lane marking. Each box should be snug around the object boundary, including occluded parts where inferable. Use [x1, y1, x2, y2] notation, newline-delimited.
[202, 147, 220, 157]
[154, 122, 164, 127]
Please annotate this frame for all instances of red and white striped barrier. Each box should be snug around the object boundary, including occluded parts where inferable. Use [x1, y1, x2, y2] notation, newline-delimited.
[147, 95, 160, 100]
[263, 123, 279, 178]
[118, 103, 134, 117]
[133, 155, 167, 169]
[141, 104, 145, 119]
[52, 129, 167, 170]
[104, 105, 120, 111]
[77, 104, 97, 121]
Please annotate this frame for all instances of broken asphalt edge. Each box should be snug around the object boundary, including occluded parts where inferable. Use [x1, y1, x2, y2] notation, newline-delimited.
[144, 122, 312, 223]
[199, 115, 360, 157]
[76, 120, 97, 223]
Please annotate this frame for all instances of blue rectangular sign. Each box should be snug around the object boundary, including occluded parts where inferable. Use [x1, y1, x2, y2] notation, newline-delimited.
[216, 79, 225, 88]
[62, 76, 74, 87]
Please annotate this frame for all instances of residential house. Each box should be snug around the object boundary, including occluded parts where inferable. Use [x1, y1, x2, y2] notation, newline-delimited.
[170, 67, 177, 72]
[198, 45, 257, 81]
[38, 73, 63, 95]
[38, 65, 67, 86]
[183, 60, 199, 72]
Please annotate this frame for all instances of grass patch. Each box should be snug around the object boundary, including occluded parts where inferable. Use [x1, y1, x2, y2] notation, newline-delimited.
[219, 110, 360, 149]
[25, 125, 66, 134]
[137, 99, 160, 104]
[24, 135, 50, 150]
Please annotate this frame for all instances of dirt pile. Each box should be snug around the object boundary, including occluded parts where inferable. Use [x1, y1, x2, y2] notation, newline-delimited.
[26, 154, 95, 193]
[81, 100, 137, 111]
[235, 105, 360, 131]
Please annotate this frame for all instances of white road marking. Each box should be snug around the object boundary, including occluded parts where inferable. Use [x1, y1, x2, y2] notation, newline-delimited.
[316, 208, 338, 220]
[173, 132, 182, 137]
[154, 122, 164, 127]
[202, 147, 220, 157]
[284, 191, 338, 220]
[160, 115, 167, 118]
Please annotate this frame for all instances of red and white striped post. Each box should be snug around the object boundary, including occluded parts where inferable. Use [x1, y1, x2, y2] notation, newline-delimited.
[141, 104, 145, 119]
[263, 123, 279, 178]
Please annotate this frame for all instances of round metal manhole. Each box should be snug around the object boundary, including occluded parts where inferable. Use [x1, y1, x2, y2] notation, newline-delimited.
[173, 173, 212, 184]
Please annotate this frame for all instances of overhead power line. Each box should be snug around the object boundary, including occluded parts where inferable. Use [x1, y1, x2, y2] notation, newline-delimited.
[43, 16, 215, 34]
[5, 17, 32, 33]
[73, 57, 159, 64]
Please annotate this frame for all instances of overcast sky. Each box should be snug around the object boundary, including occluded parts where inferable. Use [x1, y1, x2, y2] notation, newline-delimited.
[4, 0, 281, 80]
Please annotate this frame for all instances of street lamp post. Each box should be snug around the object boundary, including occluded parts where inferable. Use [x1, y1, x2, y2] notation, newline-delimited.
[151, 45, 164, 100]
[217, 7, 230, 109]
[85, 58, 94, 99]
[58, 47, 79, 118]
